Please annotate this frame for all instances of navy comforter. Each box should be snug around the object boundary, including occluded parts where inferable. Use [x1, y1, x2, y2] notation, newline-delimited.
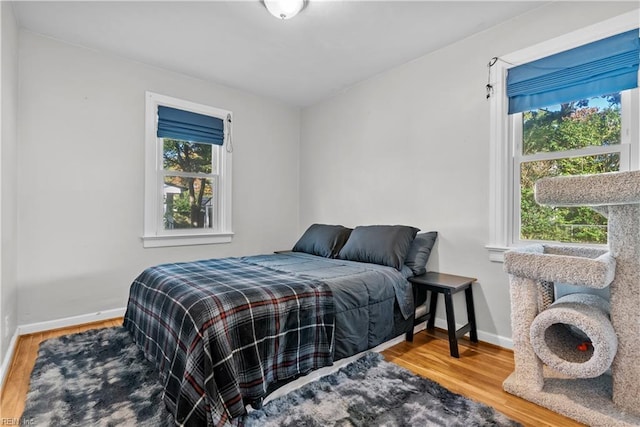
[246, 253, 413, 359]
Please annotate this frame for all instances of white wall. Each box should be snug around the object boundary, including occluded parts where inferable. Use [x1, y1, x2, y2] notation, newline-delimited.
[17, 31, 301, 325]
[299, 2, 639, 345]
[1, 1, 19, 366]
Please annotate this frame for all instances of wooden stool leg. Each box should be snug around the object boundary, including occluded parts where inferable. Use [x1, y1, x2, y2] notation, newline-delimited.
[406, 318, 415, 342]
[426, 291, 438, 330]
[406, 284, 417, 342]
[444, 291, 459, 358]
[464, 286, 478, 343]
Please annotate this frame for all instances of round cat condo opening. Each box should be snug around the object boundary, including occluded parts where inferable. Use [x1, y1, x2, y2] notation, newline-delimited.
[529, 293, 617, 378]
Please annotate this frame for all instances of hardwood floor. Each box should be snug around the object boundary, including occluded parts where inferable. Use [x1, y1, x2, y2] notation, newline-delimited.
[1, 319, 584, 426]
[381, 329, 584, 427]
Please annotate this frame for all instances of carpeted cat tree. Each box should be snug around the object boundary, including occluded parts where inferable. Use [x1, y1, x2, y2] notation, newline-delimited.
[503, 170, 640, 426]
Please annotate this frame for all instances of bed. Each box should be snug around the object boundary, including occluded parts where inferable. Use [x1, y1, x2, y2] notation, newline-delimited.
[124, 224, 437, 426]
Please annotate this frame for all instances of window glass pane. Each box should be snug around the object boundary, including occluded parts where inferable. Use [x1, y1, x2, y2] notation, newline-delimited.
[520, 153, 619, 244]
[162, 139, 213, 173]
[163, 176, 215, 230]
[522, 93, 621, 156]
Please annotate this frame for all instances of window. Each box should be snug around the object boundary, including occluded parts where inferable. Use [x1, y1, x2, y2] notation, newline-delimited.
[143, 92, 233, 248]
[487, 13, 639, 261]
[514, 91, 633, 244]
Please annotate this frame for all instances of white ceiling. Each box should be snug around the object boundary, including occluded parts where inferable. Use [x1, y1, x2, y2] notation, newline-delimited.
[13, 1, 546, 107]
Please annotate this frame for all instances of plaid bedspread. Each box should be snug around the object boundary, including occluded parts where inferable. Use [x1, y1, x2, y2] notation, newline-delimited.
[123, 257, 335, 426]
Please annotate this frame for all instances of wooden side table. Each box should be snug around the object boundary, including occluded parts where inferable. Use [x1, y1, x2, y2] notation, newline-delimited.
[406, 271, 478, 358]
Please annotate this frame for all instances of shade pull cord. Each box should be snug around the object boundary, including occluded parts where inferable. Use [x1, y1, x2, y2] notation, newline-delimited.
[486, 56, 517, 100]
[486, 57, 498, 99]
[225, 114, 234, 153]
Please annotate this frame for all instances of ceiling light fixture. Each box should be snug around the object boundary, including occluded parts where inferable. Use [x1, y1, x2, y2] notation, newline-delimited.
[262, 0, 307, 20]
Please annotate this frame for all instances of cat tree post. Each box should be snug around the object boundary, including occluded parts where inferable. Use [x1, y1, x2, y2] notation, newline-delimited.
[508, 275, 544, 391]
[607, 204, 640, 414]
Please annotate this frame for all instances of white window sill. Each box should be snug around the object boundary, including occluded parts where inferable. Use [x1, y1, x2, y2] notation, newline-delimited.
[485, 245, 511, 263]
[142, 232, 234, 248]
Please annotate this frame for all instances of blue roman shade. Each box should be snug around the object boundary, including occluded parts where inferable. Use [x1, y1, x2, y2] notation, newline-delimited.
[157, 105, 224, 145]
[507, 29, 640, 114]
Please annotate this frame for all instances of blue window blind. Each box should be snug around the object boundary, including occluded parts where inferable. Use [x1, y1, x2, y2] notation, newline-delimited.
[507, 29, 639, 114]
[157, 106, 224, 145]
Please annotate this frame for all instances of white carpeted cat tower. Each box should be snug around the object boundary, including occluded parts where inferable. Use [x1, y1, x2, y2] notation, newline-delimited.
[503, 170, 640, 426]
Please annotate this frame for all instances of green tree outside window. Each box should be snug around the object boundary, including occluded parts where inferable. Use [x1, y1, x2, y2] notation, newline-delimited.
[162, 139, 215, 230]
[520, 94, 621, 244]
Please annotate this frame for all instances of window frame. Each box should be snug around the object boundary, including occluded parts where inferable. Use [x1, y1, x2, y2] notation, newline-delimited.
[487, 12, 639, 262]
[142, 91, 233, 248]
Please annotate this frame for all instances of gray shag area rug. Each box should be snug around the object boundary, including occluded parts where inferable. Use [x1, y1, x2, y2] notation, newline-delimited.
[23, 327, 520, 427]
[22, 327, 173, 427]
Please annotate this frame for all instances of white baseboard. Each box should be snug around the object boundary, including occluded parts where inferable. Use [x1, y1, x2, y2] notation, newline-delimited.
[13, 308, 511, 348]
[0, 329, 19, 392]
[3, 309, 512, 403]
[415, 302, 513, 349]
[432, 318, 513, 349]
[477, 329, 513, 350]
[17, 307, 126, 335]
[5, 307, 512, 396]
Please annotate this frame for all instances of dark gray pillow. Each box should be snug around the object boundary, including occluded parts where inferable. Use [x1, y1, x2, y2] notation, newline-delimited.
[338, 225, 419, 270]
[292, 224, 352, 258]
[404, 231, 438, 276]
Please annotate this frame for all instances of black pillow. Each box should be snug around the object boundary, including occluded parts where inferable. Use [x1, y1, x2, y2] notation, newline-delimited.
[338, 225, 419, 270]
[292, 224, 353, 258]
[404, 231, 438, 276]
